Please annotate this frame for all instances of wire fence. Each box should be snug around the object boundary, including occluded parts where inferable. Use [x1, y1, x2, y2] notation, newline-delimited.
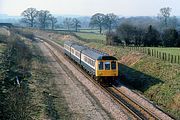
[126, 47, 180, 64]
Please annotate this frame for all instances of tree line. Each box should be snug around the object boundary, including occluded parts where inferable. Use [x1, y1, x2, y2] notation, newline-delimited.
[21, 8, 81, 31]
[21, 8, 57, 29]
[107, 24, 180, 47]
[21, 7, 180, 47]
[21, 8, 119, 32]
[105, 7, 180, 47]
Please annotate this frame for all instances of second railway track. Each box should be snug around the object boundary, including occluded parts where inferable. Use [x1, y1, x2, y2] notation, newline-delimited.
[37, 36, 171, 120]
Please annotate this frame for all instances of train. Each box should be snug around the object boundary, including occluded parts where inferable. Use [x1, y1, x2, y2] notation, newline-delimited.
[64, 41, 119, 84]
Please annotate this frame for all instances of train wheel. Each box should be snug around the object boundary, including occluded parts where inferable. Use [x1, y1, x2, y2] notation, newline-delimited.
[90, 74, 94, 78]
[93, 75, 95, 79]
[95, 77, 98, 81]
[99, 78, 105, 86]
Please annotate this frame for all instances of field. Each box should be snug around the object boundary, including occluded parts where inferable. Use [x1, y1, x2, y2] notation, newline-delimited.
[79, 28, 101, 33]
[74, 32, 180, 56]
[126, 46, 180, 64]
[55, 28, 103, 34]
[74, 32, 106, 43]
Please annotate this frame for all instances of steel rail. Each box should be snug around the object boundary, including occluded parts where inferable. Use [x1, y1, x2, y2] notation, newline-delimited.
[37, 36, 169, 120]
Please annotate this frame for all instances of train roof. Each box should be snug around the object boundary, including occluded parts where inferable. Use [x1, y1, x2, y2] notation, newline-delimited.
[64, 40, 76, 46]
[64, 41, 117, 60]
[97, 56, 117, 60]
[71, 44, 87, 51]
[82, 48, 109, 60]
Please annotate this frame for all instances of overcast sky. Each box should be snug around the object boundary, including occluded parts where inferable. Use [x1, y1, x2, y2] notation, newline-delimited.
[0, 0, 180, 16]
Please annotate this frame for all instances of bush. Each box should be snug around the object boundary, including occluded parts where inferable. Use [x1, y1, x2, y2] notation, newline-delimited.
[106, 32, 122, 45]
[13, 28, 35, 40]
[0, 33, 33, 119]
[0, 34, 8, 43]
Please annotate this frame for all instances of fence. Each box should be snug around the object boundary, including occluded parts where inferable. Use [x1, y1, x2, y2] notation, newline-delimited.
[126, 47, 180, 64]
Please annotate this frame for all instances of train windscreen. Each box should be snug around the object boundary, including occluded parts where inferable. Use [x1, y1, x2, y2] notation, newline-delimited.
[111, 61, 116, 70]
[98, 62, 103, 70]
[105, 62, 110, 70]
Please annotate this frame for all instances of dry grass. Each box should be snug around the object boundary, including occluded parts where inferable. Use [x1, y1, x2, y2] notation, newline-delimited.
[0, 27, 10, 36]
[0, 30, 52, 119]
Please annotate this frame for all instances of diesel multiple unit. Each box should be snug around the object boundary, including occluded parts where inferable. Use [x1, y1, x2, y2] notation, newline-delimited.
[64, 41, 118, 83]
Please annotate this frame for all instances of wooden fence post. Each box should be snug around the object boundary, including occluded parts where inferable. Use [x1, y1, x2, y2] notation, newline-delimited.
[165, 53, 167, 61]
[128, 46, 179, 64]
[171, 55, 173, 63]
[162, 53, 164, 60]
[168, 53, 170, 62]
[159, 52, 161, 59]
[148, 49, 150, 55]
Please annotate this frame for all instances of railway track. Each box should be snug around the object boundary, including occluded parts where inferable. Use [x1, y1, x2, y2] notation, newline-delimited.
[37, 36, 168, 120]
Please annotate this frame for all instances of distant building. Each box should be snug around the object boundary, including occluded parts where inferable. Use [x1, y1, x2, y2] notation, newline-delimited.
[0, 23, 13, 28]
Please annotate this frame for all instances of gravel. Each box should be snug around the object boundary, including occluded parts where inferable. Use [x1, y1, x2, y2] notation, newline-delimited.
[43, 41, 133, 120]
[116, 84, 173, 120]
[38, 41, 117, 119]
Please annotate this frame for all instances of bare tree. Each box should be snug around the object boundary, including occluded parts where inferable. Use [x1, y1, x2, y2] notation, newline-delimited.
[72, 18, 81, 32]
[21, 8, 38, 27]
[63, 18, 73, 30]
[158, 7, 172, 27]
[37, 10, 51, 29]
[104, 13, 119, 33]
[49, 15, 57, 30]
[90, 13, 105, 34]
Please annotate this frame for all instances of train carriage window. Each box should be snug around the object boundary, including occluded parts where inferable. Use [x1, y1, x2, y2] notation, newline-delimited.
[65, 45, 70, 51]
[111, 61, 116, 70]
[85, 56, 87, 62]
[98, 62, 103, 70]
[75, 51, 80, 58]
[71, 49, 74, 54]
[91, 60, 93, 66]
[105, 62, 110, 70]
[93, 61, 95, 66]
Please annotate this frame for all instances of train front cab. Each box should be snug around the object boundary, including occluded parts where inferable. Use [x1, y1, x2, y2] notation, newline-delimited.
[95, 56, 118, 83]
